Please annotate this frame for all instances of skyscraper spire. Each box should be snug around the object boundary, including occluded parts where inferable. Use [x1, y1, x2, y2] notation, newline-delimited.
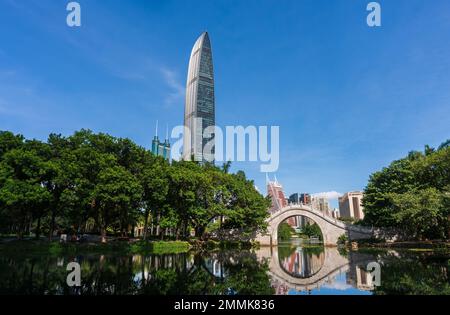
[152, 120, 160, 156]
[152, 120, 171, 161]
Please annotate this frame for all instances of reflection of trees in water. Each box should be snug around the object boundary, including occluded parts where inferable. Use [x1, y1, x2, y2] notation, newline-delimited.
[1, 249, 448, 295]
[370, 251, 450, 295]
[278, 246, 325, 278]
[0, 256, 66, 295]
[0, 251, 274, 295]
[200, 251, 275, 295]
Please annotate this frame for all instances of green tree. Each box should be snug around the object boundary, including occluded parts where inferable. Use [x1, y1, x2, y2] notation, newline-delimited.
[302, 222, 323, 240]
[363, 142, 450, 239]
[221, 171, 270, 233]
[0, 131, 24, 160]
[93, 165, 142, 242]
[0, 147, 51, 238]
[0, 129, 271, 241]
[389, 188, 448, 239]
[278, 222, 294, 241]
[140, 156, 170, 239]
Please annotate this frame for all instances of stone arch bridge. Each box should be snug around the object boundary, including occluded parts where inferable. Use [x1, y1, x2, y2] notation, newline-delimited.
[255, 205, 375, 246]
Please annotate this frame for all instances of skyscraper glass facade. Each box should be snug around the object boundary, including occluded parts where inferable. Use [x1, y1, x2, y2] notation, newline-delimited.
[183, 32, 215, 162]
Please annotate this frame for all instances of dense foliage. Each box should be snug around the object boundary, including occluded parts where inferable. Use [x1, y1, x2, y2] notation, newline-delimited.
[301, 222, 323, 241]
[0, 130, 270, 242]
[373, 251, 450, 295]
[363, 141, 450, 240]
[277, 222, 295, 241]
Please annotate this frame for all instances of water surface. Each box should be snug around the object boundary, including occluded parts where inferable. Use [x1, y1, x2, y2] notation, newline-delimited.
[0, 244, 448, 295]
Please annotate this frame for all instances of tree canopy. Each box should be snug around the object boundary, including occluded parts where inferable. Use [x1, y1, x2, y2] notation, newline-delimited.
[0, 130, 270, 241]
[362, 140, 450, 240]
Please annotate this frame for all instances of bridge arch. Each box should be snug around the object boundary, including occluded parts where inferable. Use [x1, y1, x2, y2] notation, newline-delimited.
[256, 246, 375, 292]
[256, 205, 374, 246]
[277, 246, 325, 279]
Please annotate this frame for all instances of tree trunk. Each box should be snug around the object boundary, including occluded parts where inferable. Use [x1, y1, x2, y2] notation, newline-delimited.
[18, 216, 25, 239]
[156, 213, 161, 237]
[48, 210, 56, 241]
[101, 227, 107, 243]
[25, 218, 31, 236]
[143, 209, 150, 241]
[196, 226, 206, 240]
[35, 215, 42, 240]
[184, 220, 188, 239]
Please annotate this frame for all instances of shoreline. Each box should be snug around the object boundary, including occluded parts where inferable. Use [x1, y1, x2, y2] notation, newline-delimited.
[1, 237, 449, 256]
[0, 237, 260, 255]
[353, 240, 450, 249]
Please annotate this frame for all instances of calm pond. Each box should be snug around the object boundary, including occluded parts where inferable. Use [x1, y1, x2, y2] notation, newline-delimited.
[0, 244, 448, 295]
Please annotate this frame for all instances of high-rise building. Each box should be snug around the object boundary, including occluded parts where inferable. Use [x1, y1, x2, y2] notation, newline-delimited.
[311, 196, 330, 214]
[267, 177, 288, 214]
[152, 122, 171, 161]
[300, 193, 312, 205]
[331, 208, 340, 219]
[183, 32, 215, 162]
[339, 192, 365, 220]
[289, 193, 311, 205]
[288, 193, 299, 204]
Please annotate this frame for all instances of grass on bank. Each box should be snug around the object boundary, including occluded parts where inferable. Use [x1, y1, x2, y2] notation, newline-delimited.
[0, 239, 192, 256]
[0, 238, 257, 256]
[130, 241, 191, 254]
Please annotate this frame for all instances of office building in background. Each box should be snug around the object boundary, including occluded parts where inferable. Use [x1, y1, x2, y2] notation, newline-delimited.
[339, 192, 365, 220]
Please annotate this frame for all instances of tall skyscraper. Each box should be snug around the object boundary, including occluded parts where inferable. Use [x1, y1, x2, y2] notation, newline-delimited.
[289, 193, 312, 205]
[312, 196, 331, 215]
[339, 191, 365, 220]
[152, 121, 171, 161]
[183, 32, 216, 162]
[267, 176, 288, 214]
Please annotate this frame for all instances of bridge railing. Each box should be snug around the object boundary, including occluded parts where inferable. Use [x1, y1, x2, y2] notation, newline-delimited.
[272, 203, 375, 232]
[286, 202, 338, 220]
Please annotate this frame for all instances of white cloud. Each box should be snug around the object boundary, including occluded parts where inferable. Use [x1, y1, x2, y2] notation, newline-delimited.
[321, 281, 354, 291]
[312, 191, 342, 200]
[161, 68, 184, 107]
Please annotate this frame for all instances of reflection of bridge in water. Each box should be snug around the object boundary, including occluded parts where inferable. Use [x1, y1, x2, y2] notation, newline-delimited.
[256, 246, 377, 293]
[279, 247, 325, 279]
[131, 248, 378, 294]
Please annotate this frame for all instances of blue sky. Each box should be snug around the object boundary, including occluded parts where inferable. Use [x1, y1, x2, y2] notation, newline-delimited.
[288, 273, 372, 295]
[1, 0, 449, 207]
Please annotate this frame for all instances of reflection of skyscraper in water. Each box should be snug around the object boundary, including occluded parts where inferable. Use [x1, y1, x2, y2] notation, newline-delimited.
[346, 252, 376, 291]
[280, 248, 325, 278]
[356, 266, 375, 291]
[271, 278, 290, 295]
[347, 264, 375, 291]
[204, 258, 225, 279]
